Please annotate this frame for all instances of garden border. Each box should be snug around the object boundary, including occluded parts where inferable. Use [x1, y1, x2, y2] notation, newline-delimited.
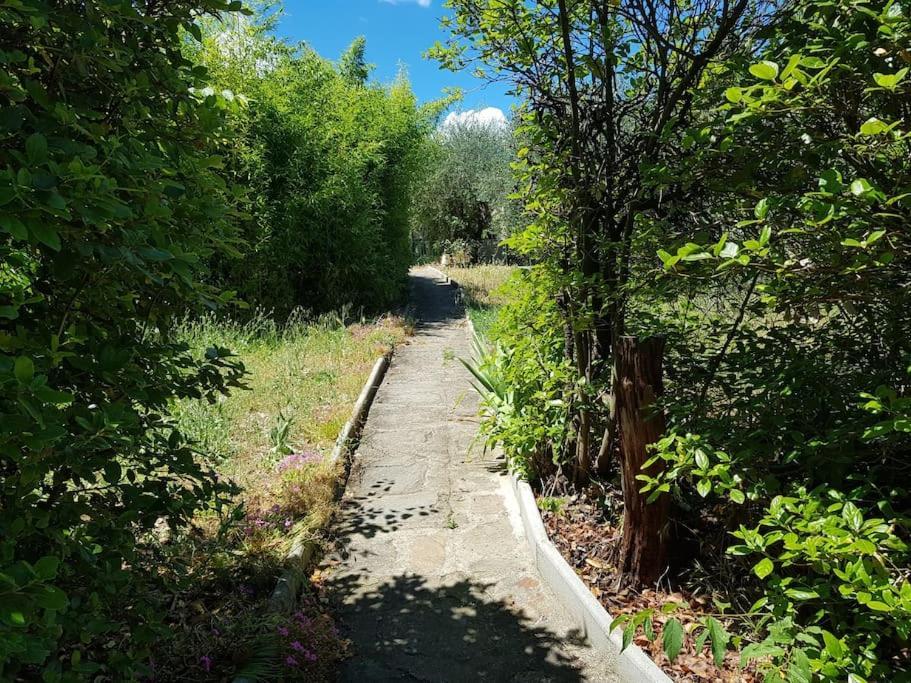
[508, 474, 671, 683]
[433, 262, 670, 683]
[269, 351, 392, 611]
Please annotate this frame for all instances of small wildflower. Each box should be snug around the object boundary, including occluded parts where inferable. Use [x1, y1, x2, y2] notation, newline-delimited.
[290, 640, 305, 652]
[305, 651, 318, 662]
[200, 655, 213, 673]
[284, 518, 293, 529]
[278, 626, 289, 637]
[276, 451, 321, 473]
[285, 655, 298, 667]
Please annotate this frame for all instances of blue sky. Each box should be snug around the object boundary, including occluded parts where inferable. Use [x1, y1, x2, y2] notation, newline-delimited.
[275, 1, 515, 118]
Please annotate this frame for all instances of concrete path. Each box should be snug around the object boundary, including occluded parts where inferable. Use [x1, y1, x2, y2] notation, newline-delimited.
[322, 267, 619, 682]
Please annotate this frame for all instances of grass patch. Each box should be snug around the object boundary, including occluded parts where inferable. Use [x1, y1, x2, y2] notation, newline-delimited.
[147, 309, 408, 680]
[442, 264, 517, 337]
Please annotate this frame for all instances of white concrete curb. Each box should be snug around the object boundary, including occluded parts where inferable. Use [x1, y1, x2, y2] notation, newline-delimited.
[269, 351, 393, 612]
[330, 353, 391, 465]
[508, 475, 671, 683]
[425, 264, 450, 285]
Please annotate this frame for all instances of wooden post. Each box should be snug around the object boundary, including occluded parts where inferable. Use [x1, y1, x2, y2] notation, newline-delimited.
[615, 335, 670, 588]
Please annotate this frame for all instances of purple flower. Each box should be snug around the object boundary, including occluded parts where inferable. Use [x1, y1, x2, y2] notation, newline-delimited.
[200, 655, 213, 673]
[278, 626, 289, 637]
[285, 655, 298, 667]
[305, 651, 318, 662]
[284, 518, 293, 529]
[290, 640, 305, 652]
[276, 451, 321, 473]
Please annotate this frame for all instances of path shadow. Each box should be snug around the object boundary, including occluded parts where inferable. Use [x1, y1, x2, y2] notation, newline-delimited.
[330, 492, 440, 543]
[328, 572, 589, 682]
[409, 270, 463, 328]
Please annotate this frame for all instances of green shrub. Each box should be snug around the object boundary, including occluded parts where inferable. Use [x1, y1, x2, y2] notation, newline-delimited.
[0, 0, 245, 677]
[628, 0, 911, 677]
[411, 115, 521, 250]
[192, 15, 431, 314]
[466, 267, 575, 481]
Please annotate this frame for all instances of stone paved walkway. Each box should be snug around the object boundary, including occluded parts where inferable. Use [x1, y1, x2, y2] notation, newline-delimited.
[322, 266, 619, 682]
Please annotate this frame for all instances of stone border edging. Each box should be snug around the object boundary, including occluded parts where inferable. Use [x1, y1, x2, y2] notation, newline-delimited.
[425, 264, 448, 281]
[508, 475, 672, 683]
[330, 353, 391, 465]
[269, 351, 392, 611]
[432, 262, 670, 682]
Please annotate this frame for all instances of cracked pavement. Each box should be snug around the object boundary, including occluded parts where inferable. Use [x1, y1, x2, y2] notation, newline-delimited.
[321, 267, 620, 682]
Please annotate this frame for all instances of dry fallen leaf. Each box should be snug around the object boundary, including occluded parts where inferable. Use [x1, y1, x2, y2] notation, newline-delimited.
[584, 556, 609, 570]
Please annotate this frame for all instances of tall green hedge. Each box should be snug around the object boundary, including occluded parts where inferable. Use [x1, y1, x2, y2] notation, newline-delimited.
[195, 19, 430, 315]
[0, 1, 245, 677]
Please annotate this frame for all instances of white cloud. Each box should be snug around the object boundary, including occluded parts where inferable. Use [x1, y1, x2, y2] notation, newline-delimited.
[379, 0, 431, 6]
[441, 107, 508, 130]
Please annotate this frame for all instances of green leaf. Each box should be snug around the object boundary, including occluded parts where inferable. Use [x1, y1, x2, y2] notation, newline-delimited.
[800, 56, 826, 69]
[103, 461, 122, 484]
[842, 501, 863, 531]
[866, 230, 886, 244]
[787, 648, 812, 683]
[785, 588, 820, 601]
[753, 557, 774, 579]
[35, 585, 67, 611]
[33, 385, 74, 404]
[706, 617, 729, 666]
[873, 68, 907, 89]
[0, 215, 28, 240]
[697, 479, 712, 497]
[729, 489, 746, 504]
[14, 356, 34, 385]
[725, 87, 742, 103]
[850, 178, 873, 196]
[6, 610, 26, 626]
[859, 117, 888, 135]
[719, 241, 739, 258]
[622, 620, 636, 651]
[822, 630, 844, 659]
[866, 600, 892, 612]
[33, 556, 59, 580]
[25, 133, 48, 164]
[749, 61, 779, 81]
[30, 221, 61, 250]
[662, 618, 684, 663]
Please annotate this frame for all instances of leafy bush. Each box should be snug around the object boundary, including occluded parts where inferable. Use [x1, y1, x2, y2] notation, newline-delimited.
[442, 0, 910, 678]
[625, 0, 911, 677]
[0, 0, 246, 677]
[411, 113, 520, 254]
[465, 268, 576, 481]
[192, 14, 431, 314]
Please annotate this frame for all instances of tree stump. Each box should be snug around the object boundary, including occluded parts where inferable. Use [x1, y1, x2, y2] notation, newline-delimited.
[615, 335, 670, 588]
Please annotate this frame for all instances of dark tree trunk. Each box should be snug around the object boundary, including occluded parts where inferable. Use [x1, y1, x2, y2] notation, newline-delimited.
[615, 335, 670, 589]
